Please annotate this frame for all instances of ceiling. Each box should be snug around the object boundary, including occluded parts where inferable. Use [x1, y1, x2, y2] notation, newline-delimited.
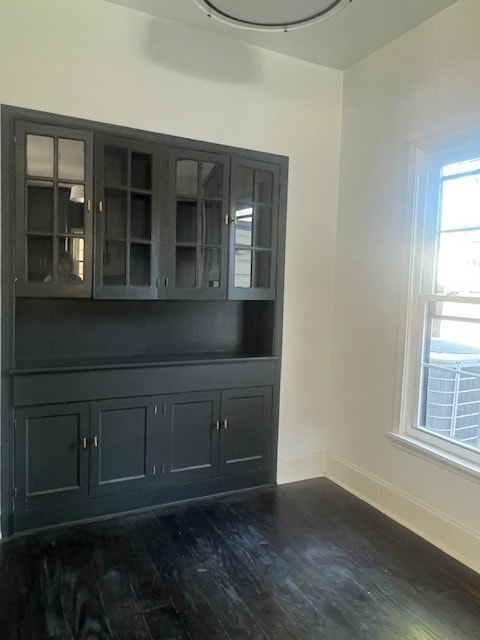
[102, 0, 459, 70]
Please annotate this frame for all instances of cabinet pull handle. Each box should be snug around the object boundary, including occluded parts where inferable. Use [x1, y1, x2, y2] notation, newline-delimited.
[224, 214, 229, 225]
[82, 437, 88, 449]
[223, 419, 228, 430]
[215, 420, 220, 431]
[98, 200, 104, 213]
[87, 199, 92, 212]
[93, 435, 98, 447]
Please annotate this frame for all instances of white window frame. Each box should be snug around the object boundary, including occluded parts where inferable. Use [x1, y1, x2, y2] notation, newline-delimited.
[395, 129, 480, 471]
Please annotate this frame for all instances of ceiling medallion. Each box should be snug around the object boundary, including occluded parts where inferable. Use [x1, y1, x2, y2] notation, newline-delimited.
[192, 0, 353, 32]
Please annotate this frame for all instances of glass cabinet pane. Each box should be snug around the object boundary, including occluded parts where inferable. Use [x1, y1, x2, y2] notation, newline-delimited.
[236, 166, 254, 201]
[105, 189, 127, 239]
[255, 205, 272, 248]
[130, 194, 152, 241]
[58, 237, 84, 284]
[27, 181, 54, 233]
[130, 243, 151, 286]
[131, 152, 152, 191]
[177, 160, 198, 196]
[198, 248, 220, 288]
[254, 252, 271, 288]
[58, 184, 84, 235]
[177, 201, 197, 244]
[105, 147, 128, 186]
[27, 236, 53, 282]
[176, 247, 196, 288]
[235, 205, 253, 246]
[103, 241, 126, 285]
[255, 170, 273, 204]
[234, 249, 252, 288]
[201, 201, 222, 246]
[202, 162, 223, 198]
[58, 139, 85, 181]
[26, 135, 54, 177]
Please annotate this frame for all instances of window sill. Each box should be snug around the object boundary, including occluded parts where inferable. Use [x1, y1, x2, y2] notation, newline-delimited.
[388, 432, 480, 485]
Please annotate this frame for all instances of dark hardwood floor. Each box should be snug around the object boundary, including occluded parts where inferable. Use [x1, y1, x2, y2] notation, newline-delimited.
[1, 478, 480, 639]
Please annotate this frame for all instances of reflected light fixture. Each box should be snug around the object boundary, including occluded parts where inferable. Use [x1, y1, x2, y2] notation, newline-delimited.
[192, 0, 353, 32]
[69, 185, 85, 203]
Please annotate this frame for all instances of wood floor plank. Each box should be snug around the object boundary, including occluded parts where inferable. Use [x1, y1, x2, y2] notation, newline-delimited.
[2, 479, 480, 640]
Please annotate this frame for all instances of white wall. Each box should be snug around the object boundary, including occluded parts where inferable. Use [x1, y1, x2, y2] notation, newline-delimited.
[0, 0, 343, 486]
[330, 0, 480, 563]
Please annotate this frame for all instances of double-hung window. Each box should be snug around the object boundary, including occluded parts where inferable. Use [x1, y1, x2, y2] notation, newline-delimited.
[400, 137, 480, 467]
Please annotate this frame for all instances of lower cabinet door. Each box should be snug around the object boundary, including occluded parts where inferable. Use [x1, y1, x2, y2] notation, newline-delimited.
[15, 402, 90, 510]
[219, 387, 272, 476]
[164, 391, 220, 482]
[90, 397, 157, 496]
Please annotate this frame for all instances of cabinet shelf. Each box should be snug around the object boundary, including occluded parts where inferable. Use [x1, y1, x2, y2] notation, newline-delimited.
[13, 351, 277, 374]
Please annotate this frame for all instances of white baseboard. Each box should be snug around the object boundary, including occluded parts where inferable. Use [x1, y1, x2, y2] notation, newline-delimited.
[325, 452, 480, 574]
[277, 450, 325, 485]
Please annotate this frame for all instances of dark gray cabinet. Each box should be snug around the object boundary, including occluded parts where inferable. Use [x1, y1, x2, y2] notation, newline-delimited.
[15, 122, 94, 298]
[94, 135, 167, 300]
[90, 396, 160, 496]
[165, 148, 230, 300]
[164, 391, 220, 482]
[219, 387, 272, 475]
[14, 403, 90, 510]
[228, 158, 279, 300]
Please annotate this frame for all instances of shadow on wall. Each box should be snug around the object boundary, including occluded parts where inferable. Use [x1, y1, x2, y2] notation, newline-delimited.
[142, 18, 264, 84]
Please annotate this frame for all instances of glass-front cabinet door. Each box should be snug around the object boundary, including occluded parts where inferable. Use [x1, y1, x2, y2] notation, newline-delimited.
[229, 158, 279, 300]
[166, 149, 229, 299]
[15, 122, 94, 297]
[94, 135, 165, 299]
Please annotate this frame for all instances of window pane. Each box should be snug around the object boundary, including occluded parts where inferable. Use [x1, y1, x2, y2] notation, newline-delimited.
[443, 158, 480, 178]
[423, 366, 480, 449]
[201, 162, 223, 198]
[58, 139, 85, 181]
[26, 135, 54, 177]
[235, 205, 253, 246]
[27, 181, 54, 233]
[436, 230, 480, 296]
[234, 249, 252, 288]
[422, 316, 480, 450]
[440, 173, 480, 231]
[177, 160, 198, 197]
[58, 184, 85, 235]
[58, 237, 84, 284]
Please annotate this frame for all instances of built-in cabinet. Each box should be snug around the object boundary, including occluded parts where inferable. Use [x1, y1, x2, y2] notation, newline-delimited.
[3, 107, 287, 534]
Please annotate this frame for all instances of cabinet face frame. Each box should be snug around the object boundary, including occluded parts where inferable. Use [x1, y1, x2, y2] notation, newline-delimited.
[14, 122, 94, 298]
[165, 148, 230, 300]
[14, 402, 90, 510]
[94, 134, 166, 300]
